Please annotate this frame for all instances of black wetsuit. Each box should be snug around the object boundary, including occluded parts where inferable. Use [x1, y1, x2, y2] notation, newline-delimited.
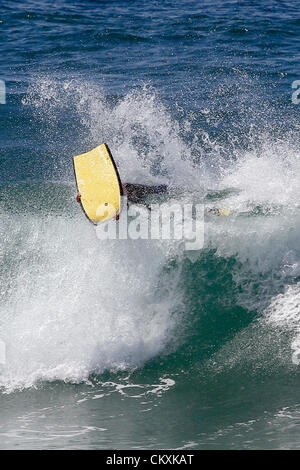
[123, 183, 168, 204]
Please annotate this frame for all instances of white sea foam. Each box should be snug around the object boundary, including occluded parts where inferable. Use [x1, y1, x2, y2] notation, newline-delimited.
[0, 212, 181, 392]
[265, 284, 300, 365]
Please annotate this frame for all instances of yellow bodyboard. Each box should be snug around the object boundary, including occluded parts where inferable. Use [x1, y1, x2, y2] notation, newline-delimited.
[73, 143, 122, 224]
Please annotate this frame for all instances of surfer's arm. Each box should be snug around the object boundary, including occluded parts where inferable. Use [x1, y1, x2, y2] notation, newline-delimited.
[76, 193, 81, 202]
[122, 184, 129, 196]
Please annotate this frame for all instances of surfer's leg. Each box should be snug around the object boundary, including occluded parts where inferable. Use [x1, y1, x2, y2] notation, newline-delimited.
[148, 184, 168, 194]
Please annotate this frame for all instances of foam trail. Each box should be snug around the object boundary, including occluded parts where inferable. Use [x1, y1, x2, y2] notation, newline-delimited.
[265, 284, 300, 365]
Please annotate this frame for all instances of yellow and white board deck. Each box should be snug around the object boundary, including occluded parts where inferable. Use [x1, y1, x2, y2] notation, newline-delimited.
[73, 143, 123, 224]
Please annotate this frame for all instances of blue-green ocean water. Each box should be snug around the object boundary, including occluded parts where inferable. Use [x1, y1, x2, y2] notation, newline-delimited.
[1, 0, 300, 449]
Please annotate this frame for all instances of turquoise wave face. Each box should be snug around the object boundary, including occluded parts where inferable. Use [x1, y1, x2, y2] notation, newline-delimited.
[1, 0, 300, 450]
